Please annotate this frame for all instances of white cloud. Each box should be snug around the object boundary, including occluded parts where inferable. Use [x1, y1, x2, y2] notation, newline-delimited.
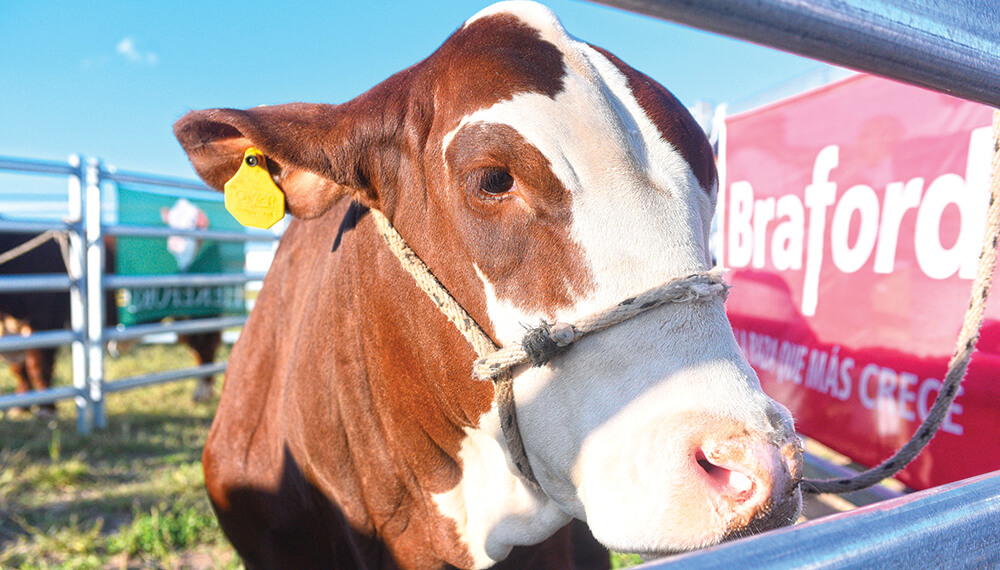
[116, 37, 158, 65]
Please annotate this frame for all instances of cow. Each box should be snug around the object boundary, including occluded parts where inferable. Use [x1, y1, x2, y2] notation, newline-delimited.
[0, 231, 70, 416]
[0, 230, 223, 411]
[174, 2, 804, 568]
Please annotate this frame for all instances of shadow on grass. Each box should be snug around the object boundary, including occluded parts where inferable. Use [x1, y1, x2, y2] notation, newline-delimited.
[0, 344, 238, 567]
[2, 413, 211, 459]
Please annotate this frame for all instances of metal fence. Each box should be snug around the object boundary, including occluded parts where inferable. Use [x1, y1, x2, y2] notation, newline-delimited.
[0, 154, 279, 434]
[651, 467, 1000, 567]
[589, 0, 1000, 565]
[592, 0, 1000, 109]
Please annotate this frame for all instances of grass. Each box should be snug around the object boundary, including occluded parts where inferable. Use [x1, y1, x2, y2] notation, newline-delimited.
[611, 553, 644, 568]
[1, 344, 641, 569]
[0, 343, 239, 569]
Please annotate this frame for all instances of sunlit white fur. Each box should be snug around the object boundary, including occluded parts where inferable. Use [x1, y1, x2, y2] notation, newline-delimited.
[432, 1, 797, 564]
[464, 0, 566, 34]
[432, 405, 571, 568]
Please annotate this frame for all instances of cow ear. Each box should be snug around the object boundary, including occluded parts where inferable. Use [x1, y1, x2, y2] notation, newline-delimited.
[174, 101, 393, 219]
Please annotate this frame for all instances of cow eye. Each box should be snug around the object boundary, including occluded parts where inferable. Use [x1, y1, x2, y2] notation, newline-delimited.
[478, 169, 514, 195]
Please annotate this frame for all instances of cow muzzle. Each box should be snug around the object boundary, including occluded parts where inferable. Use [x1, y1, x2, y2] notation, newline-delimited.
[693, 424, 804, 539]
[575, 407, 804, 556]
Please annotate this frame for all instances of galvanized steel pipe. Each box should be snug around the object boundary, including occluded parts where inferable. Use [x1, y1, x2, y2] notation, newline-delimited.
[639, 469, 1000, 567]
[590, 0, 1000, 108]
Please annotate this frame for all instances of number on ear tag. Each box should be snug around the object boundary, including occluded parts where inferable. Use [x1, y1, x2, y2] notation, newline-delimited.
[224, 148, 286, 229]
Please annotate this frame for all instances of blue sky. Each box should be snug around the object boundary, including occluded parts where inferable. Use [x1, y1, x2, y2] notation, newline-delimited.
[1, 0, 834, 180]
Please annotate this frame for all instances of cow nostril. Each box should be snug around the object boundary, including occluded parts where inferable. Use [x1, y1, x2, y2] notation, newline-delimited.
[696, 450, 756, 499]
[696, 455, 714, 473]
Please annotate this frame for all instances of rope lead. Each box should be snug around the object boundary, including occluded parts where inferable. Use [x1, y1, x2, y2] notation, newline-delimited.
[802, 109, 1000, 494]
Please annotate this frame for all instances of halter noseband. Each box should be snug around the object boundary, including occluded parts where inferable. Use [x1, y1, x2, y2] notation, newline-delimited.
[369, 207, 728, 490]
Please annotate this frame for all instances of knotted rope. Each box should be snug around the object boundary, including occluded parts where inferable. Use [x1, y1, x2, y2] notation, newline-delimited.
[473, 272, 729, 381]
[369, 208, 729, 490]
[802, 109, 1000, 494]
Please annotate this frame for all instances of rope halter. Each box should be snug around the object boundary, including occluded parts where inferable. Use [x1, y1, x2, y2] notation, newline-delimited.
[367, 110, 1000, 497]
[473, 271, 730, 381]
[369, 206, 729, 489]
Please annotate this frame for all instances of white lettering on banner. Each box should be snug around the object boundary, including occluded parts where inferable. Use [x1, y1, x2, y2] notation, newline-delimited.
[776, 339, 808, 385]
[831, 184, 880, 273]
[873, 179, 924, 273]
[917, 378, 964, 435]
[803, 345, 852, 401]
[728, 181, 754, 267]
[726, 126, 992, 315]
[126, 286, 243, 314]
[915, 172, 986, 280]
[772, 195, 804, 271]
[735, 329, 965, 436]
[752, 198, 775, 268]
[801, 145, 839, 316]
[734, 329, 965, 435]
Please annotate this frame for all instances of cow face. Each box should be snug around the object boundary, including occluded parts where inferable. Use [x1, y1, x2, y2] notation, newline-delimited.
[176, 1, 802, 566]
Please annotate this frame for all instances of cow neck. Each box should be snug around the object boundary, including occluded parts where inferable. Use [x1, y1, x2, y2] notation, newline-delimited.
[369, 207, 542, 491]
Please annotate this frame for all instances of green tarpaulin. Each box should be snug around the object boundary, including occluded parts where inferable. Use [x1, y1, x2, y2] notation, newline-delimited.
[115, 187, 246, 326]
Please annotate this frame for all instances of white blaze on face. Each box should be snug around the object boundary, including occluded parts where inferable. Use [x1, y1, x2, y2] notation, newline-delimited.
[161, 198, 209, 271]
[433, 1, 800, 563]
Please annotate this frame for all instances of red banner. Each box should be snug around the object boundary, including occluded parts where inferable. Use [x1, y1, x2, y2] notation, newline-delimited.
[719, 74, 999, 490]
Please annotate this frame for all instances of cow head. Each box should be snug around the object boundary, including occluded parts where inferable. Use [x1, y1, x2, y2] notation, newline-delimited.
[176, 1, 801, 565]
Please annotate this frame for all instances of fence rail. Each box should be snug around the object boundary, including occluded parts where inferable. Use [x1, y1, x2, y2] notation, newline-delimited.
[591, 0, 1000, 108]
[104, 273, 266, 289]
[0, 156, 79, 176]
[104, 316, 249, 343]
[109, 223, 274, 242]
[0, 154, 280, 433]
[0, 274, 73, 293]
[105, 362, 230, 394]
[0, 386, 83, 411]
[0, 330, 79, 353]
[640, 469, 1000, 567]
[0, 219, 72, 234]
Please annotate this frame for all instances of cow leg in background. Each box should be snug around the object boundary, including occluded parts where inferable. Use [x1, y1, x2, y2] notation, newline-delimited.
[9, 347, 57, 417]
[7, 357, 33, 417]
[180, 331, 222, 402]
[25, 348, 58, 416]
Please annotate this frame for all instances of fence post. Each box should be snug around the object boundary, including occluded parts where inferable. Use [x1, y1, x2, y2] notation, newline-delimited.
[67, 154, 92, 434]
[84, 157, 106, 430]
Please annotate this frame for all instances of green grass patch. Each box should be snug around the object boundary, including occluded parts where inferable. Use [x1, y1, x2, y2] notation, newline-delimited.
[1, 343, 237, 569]
[611, 552, 644, 568]
[1, 343, 643, 569]
[108, 503, 220, 562]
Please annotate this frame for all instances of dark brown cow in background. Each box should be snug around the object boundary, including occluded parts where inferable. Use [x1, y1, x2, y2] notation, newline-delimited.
[0, 231, 223, 413]
[0, 232, 69, 415]
[175, 2, 804, 568]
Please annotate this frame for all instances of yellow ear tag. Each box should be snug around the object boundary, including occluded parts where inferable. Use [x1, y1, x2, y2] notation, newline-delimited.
[223, 148, 286, 229]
